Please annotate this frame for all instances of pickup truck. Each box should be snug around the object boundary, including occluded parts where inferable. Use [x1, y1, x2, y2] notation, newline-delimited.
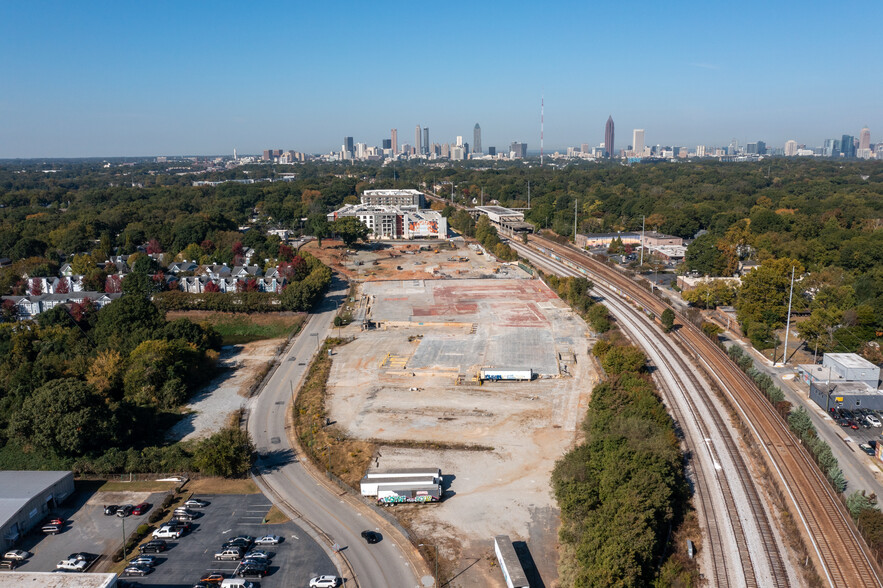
[152, 527, 183, 539]
[56, 558, 89, 572]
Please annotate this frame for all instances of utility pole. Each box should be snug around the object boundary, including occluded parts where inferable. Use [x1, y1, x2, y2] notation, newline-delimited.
[639, 215, 646, 267]
[781, 266, 796, 367]
[573, 198, 578, 240]
[527, 181, 531, 208]
[121, 516, 127, 561]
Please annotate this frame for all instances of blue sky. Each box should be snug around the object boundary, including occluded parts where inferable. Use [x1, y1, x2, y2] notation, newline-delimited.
[1, 1, 880, 157]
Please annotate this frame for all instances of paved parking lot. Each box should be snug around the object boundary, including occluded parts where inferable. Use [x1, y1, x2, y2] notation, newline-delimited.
[16, 489, 163, 573]
[123, 494, 336, 588]
[830, 407, 883, 447]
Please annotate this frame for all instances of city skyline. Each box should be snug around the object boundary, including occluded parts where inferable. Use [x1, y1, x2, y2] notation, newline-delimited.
[1, 1, 882, 157]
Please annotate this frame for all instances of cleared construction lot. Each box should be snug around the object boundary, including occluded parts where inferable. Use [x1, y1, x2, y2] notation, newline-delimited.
[326, 277, 595, 586]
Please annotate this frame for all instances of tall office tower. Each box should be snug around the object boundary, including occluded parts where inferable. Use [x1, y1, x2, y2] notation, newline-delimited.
[632, 129, 645, 156]
[456, 135, 464, 146]
[860, 127, 871, 150]
[604, 116, 615, 157]
[509, 142, 527, 158]
[746, 142, 758, 154]
[696, 145, 706, 157]
[391, 129, 398, 154]
[415, 125, 422, 155]
[382, 139, 392, 150]
[756, 140, 766, 155]
[841, 135, 856, 158]
[474, 123, 482, 154]
[344, 137, 354, 153]
[423, 127, 429, 155]
[580, 143, 589, 154]
[488, 146, 496, 156]
[784, 140, 798, 156]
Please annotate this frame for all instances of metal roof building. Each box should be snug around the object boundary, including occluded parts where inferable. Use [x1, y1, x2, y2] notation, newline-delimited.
[0, 471, 74, 551]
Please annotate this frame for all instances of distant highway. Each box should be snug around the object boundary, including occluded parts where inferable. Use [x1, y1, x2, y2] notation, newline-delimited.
[247, 274, 426, 588]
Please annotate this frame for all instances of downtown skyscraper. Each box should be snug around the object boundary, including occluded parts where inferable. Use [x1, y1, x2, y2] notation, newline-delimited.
[423, 127, 429, 155]
[473, 123, 482, 154]
[605, 116, 615, 158]
[391, 129, 398, 154]
[415, 125, 422, 156]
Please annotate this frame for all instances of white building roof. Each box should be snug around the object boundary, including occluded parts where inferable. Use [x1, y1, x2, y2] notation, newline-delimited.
[826, 353, 879, 370]
[0, 572, 117, 587]
[0, 471, 71, 531]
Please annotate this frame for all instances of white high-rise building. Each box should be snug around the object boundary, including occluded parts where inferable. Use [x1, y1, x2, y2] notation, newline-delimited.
[632, 129, 645, 157]
[456, 135, 463, 147]
[784, 140, 798, 156]
[696, 145, 706, 157]
[859, 127, 871, 151]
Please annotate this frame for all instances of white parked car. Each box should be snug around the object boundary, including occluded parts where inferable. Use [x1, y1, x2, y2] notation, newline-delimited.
[56, 558, 88, 572]
[309, 575, 341, 588]
[866, 414, 882, 427]
[3, 550, 31, 561]
[254, 534, 282, 545]
[184, 498, 209, 508]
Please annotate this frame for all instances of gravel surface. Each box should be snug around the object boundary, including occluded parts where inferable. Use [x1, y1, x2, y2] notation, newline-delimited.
[168, 340, 282, 442]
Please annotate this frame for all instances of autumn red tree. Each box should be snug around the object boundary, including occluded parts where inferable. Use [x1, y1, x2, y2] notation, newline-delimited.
[30, 280, 42, 296]
[55, 278, 70, 294]
[105, 275, 122, 293]
[204, 281, 220, 293]
[146, 238, 163, 254]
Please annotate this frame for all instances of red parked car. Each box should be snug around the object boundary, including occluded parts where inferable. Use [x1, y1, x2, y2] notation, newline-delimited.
[131, 502, 151, 516]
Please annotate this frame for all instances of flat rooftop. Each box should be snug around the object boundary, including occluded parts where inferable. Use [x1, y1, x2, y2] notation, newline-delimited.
[826, 353, 879, 370]
[0, 572, 117, 588]
[0, 471, 71, 526]
[812, 381, 882, 396]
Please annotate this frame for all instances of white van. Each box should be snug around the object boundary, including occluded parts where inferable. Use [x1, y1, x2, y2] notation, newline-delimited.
[220, 580, 254, 588]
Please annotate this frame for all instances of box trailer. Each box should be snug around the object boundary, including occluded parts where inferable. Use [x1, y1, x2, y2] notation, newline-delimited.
[363, 467, 441, 480]
[377, 484, 442, 505]
[360, 476, 439, 497]
[480, 369, 533, 382]
[494, 535, 529, 588]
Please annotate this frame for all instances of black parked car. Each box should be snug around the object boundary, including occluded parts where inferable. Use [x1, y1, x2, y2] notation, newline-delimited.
[104, 505, 119, 516]
[139, 540, 167, 554]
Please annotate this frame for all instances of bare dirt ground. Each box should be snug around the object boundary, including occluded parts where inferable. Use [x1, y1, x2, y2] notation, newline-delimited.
[168, 339, 284, 442]
[301, 238, 529, 282]
[326, 276, 595, 587]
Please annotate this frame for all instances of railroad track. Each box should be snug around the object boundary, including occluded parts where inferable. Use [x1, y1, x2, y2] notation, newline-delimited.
[524, 234, 882, 588]
[517, 242, 786, 586]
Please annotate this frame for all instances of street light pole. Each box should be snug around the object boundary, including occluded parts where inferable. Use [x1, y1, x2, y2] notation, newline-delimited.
[121, 516, 126, 561]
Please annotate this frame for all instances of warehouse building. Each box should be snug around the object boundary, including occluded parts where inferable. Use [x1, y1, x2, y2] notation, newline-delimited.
[798, 353, 881, 388]
[0, 471, 74, 551]
[809, 381, 883, 412]
[474, 206, 533, 234]
[360, 467, 443, 504]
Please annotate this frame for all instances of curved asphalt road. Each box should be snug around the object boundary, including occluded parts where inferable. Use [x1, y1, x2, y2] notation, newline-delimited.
[247, 274, 425, 588]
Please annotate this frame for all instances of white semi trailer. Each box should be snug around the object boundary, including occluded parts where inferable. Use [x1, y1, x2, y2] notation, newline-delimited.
[480, 368, 533, 381]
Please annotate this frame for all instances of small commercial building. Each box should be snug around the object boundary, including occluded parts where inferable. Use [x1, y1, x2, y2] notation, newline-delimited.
[0, 471, 75, 551]
[809, 381, 883, 412]
[494, 535, 530, 588]
[574, 231, 682, 250]
[798, 353, 881, 389]
[475, 206, 533, 234]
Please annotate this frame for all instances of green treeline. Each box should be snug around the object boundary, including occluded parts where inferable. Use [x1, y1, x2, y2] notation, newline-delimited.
[553, 336, 688, 587]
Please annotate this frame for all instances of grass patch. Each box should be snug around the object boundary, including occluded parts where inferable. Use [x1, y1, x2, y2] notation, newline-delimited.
[263, 505, 289, 524]
[97, 480, 180, 492]
[293, 338, 375, 488]
[166, 311, 306, 345]
[187, 477, 259, 494]
[364, 438, 494, 452]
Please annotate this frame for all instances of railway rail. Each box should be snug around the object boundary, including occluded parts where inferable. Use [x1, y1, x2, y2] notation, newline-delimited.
[524, 233, 882, 588]
[516, 242, 788, 586]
